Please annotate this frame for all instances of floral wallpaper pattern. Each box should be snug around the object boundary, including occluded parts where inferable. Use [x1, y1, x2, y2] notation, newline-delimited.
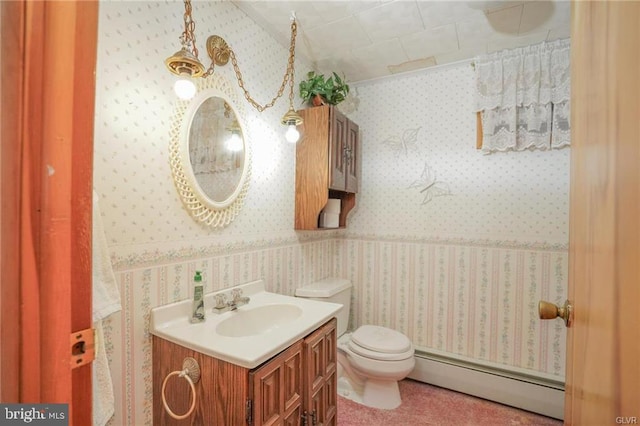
[334, 238, 567, 376]
[95, 2, 570, 425]
[347, 65, 570, 245]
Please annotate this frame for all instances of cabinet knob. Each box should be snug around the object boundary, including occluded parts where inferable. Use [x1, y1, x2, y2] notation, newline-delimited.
[343, 146, 352, 163]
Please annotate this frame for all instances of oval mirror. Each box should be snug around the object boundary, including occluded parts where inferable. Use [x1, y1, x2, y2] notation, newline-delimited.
[169, 74, 251, 227]
[186, 96, 245, 205]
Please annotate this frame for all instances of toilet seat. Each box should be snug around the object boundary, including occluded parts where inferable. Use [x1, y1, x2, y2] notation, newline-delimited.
[351, 325, 413, 353]
[348, 325, 414, 361]
[348, 342, 413, 361]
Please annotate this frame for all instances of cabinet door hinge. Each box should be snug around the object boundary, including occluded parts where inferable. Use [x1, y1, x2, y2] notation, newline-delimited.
[70, 327, 95, 369]
[246, 399, 253, 425]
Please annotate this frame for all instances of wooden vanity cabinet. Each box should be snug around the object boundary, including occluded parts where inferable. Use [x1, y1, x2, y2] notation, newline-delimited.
[295, 106, 359, 230]
[153, 318, 337, 425]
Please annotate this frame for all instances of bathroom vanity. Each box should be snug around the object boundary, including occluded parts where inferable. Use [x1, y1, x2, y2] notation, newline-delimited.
[150, 281, 341, 425]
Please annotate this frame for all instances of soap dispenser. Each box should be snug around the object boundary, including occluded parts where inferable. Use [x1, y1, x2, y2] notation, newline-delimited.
[191, 271, 205, 323]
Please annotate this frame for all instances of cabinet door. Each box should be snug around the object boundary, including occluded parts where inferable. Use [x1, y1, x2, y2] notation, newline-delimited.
[329, 107, 347, 191]
[324, 319, 337, 377]
[324, 369, 337, 426]
[304, 326, 326, 396]
[251, 341, 303, 426]
[303, 319, 338, 426]
[283, 346, 304, 419]
[284, 406, 303, 426]
[153, 337, 250, 425]
[344, 119, 359, 193]
[323, 324, 338, 424]
[308, 385, 325, 426]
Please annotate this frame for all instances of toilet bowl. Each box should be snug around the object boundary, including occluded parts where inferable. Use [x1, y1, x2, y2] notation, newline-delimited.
[338, 325, 415, 409]
[295, 278, 415, 410]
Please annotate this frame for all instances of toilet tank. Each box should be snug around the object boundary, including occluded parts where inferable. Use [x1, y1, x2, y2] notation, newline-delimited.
[295, 278, 352, 337]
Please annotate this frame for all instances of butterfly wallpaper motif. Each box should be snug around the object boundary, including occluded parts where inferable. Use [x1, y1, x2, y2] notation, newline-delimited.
[382, 127, 421, 157]
[408, 162, 451, 205]
[381, 126, 451, 204]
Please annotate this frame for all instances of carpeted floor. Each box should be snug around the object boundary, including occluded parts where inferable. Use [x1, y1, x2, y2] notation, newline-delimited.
[337, 379, 562, 426]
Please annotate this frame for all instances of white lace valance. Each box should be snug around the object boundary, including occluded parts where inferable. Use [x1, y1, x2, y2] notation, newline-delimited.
[474, 39, 571, 153]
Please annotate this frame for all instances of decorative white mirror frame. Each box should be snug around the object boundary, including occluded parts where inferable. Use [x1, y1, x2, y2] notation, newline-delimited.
[169, 74, 251, 227]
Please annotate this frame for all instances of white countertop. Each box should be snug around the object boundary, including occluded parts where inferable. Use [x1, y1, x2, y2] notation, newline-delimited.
[150, 280, 342, 369]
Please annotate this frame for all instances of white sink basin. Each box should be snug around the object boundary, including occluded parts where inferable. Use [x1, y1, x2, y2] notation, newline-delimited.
[216, 303, 303, 337]
[150, 280, 342, 368]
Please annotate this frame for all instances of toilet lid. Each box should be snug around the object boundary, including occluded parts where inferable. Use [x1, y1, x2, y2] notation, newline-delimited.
[350, 325, 412, 355]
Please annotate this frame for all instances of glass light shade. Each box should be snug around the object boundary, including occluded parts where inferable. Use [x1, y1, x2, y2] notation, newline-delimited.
[285, 124, 300, 143]
[174, 78, 197, 100]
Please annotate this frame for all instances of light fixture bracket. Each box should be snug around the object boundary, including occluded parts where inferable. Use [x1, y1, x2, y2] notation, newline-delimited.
[206, 36, 231, 66]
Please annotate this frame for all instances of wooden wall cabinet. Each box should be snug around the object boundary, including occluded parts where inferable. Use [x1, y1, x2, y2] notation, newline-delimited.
[295, 105, 359, 230]
[153, 318, 337, 425]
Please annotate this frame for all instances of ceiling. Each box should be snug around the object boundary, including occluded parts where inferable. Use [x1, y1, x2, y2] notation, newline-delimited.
[232, 0, 571, 83]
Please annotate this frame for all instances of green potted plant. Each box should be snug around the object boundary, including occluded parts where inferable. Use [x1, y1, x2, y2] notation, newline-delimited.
[299, 71, 350, 107]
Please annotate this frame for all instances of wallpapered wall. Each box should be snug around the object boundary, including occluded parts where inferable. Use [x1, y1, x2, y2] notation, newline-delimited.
[95, 2, 570, 425]
[346, 65, 569, 244]
[94, 0, 308, 261]
[93, 2, 327, 425]
[340, 65, 569, 376]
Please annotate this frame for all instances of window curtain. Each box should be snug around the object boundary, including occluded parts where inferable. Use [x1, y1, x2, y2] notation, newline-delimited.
[474, 38, 571, 153]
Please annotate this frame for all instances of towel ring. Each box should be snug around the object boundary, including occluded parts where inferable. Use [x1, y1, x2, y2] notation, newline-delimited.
[161, 357, 201, 420]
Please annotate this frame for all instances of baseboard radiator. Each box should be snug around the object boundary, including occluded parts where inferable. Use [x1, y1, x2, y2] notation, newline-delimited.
[408, 349, 564, 420]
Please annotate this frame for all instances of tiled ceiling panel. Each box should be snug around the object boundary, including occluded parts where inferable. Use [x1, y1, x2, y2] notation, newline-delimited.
[232, 0, 571, 83]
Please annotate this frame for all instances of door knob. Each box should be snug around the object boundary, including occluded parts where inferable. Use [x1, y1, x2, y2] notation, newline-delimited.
[538, 299, 572, 327]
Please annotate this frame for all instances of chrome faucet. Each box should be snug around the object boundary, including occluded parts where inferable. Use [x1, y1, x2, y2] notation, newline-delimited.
[212, 288, 250, 314]
[230, 288, 250, 308]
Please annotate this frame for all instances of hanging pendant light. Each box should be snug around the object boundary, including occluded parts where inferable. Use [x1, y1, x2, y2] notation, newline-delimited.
[281, 108, 303, 143]
[164, 0, 206, 100]
[165, 47, 205, 99]
[165, 1, 303, 138]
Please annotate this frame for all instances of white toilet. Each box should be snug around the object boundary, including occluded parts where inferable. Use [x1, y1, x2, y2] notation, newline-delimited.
[295, 278, 415, 410]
